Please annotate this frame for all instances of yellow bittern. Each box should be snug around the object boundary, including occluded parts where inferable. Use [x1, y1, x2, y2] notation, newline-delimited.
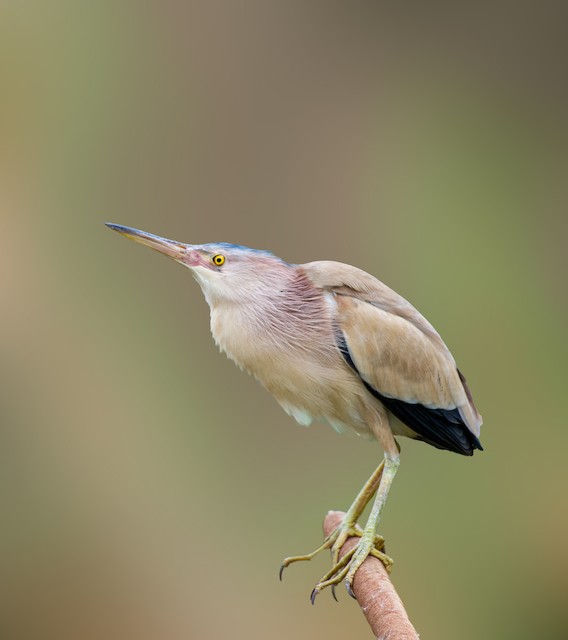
[107, 223, 483, 602]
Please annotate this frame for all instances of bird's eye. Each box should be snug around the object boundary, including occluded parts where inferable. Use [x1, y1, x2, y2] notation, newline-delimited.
[212, 254, 225, 266]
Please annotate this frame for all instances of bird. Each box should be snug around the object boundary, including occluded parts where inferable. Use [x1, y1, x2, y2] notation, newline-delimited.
[106, 223, 483, 601]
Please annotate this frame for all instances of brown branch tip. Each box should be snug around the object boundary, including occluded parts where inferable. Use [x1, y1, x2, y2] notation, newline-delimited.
[323, 511, 419, 640]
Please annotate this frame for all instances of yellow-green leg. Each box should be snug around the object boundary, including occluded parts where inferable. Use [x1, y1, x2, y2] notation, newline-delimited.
[279, 460, 387, 581]
[311, 453, 399, 601]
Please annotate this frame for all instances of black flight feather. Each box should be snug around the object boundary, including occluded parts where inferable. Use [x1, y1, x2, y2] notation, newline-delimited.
[336, 332, 483, 456]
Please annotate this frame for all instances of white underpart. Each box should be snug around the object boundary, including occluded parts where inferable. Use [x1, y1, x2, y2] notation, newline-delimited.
[281, 403, 353, 436]
[327, 418, 349, 434]
[281, 403, 314, 427]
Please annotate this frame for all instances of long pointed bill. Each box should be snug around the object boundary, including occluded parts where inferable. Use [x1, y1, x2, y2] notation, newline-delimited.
[106, 223, 191, 264]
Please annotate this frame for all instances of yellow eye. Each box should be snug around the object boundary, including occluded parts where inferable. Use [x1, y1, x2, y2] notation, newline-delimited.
[212, 254, 225, 266]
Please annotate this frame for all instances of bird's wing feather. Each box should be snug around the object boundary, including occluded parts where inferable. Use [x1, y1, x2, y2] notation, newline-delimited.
[302, 261, 482, 438]
[336, 293, 465, 407]
[304, 260, 448, 349]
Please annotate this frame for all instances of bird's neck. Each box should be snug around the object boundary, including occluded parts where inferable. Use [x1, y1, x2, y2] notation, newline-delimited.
[208, 268, 329, 371]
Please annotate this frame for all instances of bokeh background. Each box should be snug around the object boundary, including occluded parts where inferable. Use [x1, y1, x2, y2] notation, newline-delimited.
[1, 2, 567, 638]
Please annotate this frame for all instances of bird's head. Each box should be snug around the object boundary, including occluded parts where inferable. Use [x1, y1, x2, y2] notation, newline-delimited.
[106, 224, 288, 305]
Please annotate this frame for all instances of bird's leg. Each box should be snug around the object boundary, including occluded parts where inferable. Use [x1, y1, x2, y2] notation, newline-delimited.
[343, 453, 399, 596]
[311, 453, 399, 602]
[279, 461, 385, 580]
[329, 460, 386, 566]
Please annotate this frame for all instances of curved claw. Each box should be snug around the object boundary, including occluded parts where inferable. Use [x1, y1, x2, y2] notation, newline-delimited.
[309, 547, 356, 604]
[345, 579, 356, 599]
[311, 564, 351, 602]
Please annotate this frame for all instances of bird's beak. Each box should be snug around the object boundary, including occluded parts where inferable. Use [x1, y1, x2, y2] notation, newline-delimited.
[106, 223, 190, 264]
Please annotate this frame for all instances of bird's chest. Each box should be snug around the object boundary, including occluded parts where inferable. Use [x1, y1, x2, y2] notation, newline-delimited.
[210, 305, 268, 370]
[210, 301, 315, 372]
[209, 296, 338, 390]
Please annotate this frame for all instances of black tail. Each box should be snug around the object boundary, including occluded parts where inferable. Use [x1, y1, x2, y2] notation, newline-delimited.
[370, 392, 483, 456]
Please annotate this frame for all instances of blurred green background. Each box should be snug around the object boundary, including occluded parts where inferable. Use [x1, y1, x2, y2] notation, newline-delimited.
[1, 2, 566, 638]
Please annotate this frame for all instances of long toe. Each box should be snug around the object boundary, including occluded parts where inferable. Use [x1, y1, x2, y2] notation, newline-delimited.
[343, 541, 374, 598]
[279, 534, 336, 579]
[310, 535, 393, 603]
[280, 521, 365, 580]
[343, 539, 394, 597]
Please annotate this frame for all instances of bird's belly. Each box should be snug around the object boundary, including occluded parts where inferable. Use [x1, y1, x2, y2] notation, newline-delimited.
[257, 353, 374, 437]
[210, 304, 374, 437]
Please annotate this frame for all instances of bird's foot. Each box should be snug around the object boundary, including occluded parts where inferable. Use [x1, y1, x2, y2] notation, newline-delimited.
[279, 519, 387, 586]
[310, 534, 393, 603]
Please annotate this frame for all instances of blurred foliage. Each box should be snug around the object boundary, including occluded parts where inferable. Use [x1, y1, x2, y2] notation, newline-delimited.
[0, 2, 566, 638]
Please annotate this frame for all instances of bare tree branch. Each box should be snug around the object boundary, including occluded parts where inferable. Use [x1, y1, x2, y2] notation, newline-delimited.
[323, 511, 419, 640]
